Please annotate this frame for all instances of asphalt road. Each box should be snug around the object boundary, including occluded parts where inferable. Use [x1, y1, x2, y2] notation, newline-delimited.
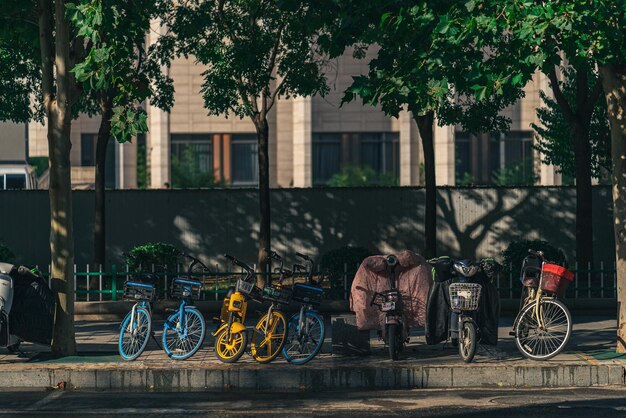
[1, 387, 626, 417]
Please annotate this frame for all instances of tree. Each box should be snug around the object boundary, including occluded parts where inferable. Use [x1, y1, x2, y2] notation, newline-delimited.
[334, 1, 526, 258]
[68, 0, 174, 269]
[457, 0, 626, 352]
[533, 67, 612, 186]
[162, 0, 330, 283]
[0, 0, 86, 355]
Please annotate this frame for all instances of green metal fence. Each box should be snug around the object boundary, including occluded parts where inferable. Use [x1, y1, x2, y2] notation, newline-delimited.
[35, 261, 618, 302]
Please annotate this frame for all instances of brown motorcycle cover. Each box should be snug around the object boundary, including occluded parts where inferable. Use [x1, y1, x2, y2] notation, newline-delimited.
[349, 250, 433, 331]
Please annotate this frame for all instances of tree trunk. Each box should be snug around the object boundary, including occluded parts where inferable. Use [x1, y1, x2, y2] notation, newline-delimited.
[572, 124, 595, 274]
[415, 111, 436, 259]
[49, 0, 77, 356]
[599, 64, 626, 353]
[255, 116, 271, 287]
[93, 97, 113, 270]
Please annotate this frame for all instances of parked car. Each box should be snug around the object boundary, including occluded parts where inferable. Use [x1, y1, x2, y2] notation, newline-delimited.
[0, 165, 37, 190]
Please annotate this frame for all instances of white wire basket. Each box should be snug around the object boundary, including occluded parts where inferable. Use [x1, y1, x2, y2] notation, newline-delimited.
[449, 282, 482, 311]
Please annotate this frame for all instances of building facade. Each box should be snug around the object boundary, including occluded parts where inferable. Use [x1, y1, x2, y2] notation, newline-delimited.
[25, 49, 561, 189]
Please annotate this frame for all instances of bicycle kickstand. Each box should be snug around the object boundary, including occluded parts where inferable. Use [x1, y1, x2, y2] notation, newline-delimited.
[150, 331, 162, 350]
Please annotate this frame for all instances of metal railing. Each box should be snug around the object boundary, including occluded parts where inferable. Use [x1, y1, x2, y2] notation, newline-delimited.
[33, 261, 618, 302]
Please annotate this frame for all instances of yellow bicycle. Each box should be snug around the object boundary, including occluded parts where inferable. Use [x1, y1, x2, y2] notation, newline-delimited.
[213, 254, 257, 363]
[250, 251, 290, 363]
[214, 253, 289, 363]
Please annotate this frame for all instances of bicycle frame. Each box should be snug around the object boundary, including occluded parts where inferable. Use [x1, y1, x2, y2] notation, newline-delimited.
[128, 300, 151, 332]
[516, 255, 553, 332]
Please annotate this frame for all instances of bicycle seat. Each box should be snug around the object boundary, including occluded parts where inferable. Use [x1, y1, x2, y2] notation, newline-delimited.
[453, 260, 479, 277]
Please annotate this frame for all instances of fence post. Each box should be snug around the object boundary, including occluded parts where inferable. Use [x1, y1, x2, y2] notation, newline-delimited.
[73, 264, 77, 299]
[215, 263, 219, 301]
[601, 260, 605, 299]
[86, 263, 90, 302]
[164, 264, 168, 300]
[100, 264, 104, 301]
[111, 264, 117, 301]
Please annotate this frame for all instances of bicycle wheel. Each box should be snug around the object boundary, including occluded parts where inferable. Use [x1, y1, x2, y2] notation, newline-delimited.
[251, 310, 287, 363]
[282, 311, 325, 364]
[215, 327, 248, 363]
[459, 320, 477, 363]
[514, 298, 572, 360]
[118, 306, 152, 361]
[162, 307, 206, 360]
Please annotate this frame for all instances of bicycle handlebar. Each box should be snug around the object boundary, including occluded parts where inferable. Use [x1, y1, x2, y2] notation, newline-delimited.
[223, 254, 254, 273]
[293, 263, 307, 272]
[528, 249, 545, 259]
[296, 252, 310, 261]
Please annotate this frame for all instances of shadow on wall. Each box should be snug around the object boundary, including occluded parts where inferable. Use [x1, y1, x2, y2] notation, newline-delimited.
[0, 187, 614, 268]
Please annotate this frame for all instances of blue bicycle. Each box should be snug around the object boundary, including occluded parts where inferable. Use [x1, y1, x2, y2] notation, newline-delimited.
[162, 254, 207, 360]
[118, 275, 157, 361]
[281, 252, 325, 364]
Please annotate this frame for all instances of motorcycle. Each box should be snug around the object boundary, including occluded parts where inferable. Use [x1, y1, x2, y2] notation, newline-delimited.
[0, 262, 56, 353]
[449, 260, 483, 363]
[370, 255, 406, 360]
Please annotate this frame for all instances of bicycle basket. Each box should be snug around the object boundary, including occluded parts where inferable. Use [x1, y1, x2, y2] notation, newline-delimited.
[170, 277, 202, 299]
[292, 283, 324, 305]
[448, 283, 482, 311]
[262, 285, 293, 304]
[123, 281, 156, 301]
[236, 278, 258, 296]
[540, 263, 574, 297]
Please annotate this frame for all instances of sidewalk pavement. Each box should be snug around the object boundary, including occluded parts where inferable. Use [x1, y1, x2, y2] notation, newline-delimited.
[0, 315, 624, 392]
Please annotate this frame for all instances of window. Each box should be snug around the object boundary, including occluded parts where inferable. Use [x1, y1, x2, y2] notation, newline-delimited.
[455, 131, 535, 185]
[312, 134, 341, 185]
[5, 174, 26, 190]
[170, 134, 214, 188]
[80, 134, 116, 188]
[231, 134, 258, 186]
[312, 132, 399, 185]
[169, 133, 258, 187]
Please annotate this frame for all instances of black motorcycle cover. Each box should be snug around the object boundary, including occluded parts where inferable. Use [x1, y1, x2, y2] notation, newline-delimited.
[425, 260, 500, 346]
[9, 266, 56, 345]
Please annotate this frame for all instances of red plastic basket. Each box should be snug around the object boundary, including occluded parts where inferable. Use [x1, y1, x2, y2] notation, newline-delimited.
[540, 263, 574, 296]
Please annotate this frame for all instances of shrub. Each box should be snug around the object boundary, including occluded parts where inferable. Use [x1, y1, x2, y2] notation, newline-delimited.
[125, 243, 181, 273]
[501, 240, 567, 275]
[319, 246, 373, 295]
[0, 240, 15, 263]
[328, 165, 398, 187]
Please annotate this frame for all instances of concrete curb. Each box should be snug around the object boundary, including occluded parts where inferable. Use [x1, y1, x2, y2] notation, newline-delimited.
[1, 363, 624, 392]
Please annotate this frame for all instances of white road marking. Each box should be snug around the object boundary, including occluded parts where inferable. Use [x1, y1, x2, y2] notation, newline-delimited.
[26, 391, 65, 411]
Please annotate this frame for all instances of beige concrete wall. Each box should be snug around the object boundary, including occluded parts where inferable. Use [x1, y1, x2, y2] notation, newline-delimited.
[0, 122, 26, 161]
[312, 48, 396, 133]
[169, 56, 257, 134]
